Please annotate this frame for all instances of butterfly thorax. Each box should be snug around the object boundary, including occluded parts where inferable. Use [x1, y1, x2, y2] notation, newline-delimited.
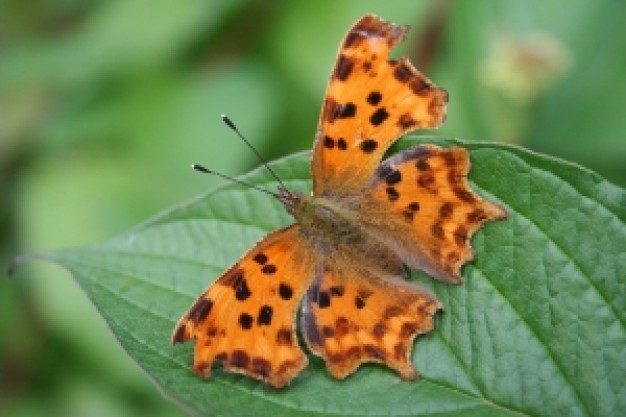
[279, 187, 362, 246]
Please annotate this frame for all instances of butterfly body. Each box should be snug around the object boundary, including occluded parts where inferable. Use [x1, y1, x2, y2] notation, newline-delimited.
[172, 14, 507, 389]
[285, 193, 362, 248]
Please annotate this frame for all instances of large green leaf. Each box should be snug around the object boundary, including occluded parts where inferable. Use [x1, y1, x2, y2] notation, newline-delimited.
[15, 137, 625, 416]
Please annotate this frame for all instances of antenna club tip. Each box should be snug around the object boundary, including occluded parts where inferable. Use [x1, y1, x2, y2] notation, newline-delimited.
[192, 164, 211, 174]
[221, 114, 237, 131]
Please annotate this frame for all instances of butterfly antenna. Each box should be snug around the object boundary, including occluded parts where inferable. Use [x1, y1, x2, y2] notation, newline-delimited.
[221, 114, 293, 196]
[192, 164, 281, 199]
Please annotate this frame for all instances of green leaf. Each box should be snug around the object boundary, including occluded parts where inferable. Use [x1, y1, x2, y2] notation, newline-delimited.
[15, 137, 625, 416]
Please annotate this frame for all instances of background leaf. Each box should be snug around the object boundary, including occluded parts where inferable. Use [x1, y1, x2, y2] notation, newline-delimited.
[25, 137, 625, 417]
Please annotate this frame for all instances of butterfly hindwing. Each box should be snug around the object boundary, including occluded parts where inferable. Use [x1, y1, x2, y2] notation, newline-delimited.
[301, 249, 441, 380]
[172, 225, 315, 389]
[311, 14, 448, 196]
[359, 144, 507, 282]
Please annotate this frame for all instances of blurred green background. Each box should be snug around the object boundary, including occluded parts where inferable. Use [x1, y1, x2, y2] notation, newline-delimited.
[1, 1, 624, 416]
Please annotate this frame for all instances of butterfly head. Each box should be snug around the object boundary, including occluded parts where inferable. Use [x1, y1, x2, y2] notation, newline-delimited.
[277, 186, 304, 216]
[278, 187, 320, 226]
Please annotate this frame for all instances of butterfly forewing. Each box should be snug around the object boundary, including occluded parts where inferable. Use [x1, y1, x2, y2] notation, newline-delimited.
[311, 14, 448, 196]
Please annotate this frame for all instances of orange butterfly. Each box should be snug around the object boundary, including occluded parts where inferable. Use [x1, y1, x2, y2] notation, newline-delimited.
[172, 14, 506, 389]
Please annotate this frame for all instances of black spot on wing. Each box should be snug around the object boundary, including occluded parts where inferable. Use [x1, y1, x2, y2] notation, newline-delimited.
[370, 107, 389, 126]
[235, 277, 251, 301]
[253, 253, 268, 264]
[262, 264, 277, 275]
[258, 305, 273, 326]
[318, 291, 331, 309]
[337, 102, 357, 119]
[360, 139, 378, 153]
[279, 283, 293, 300]
[407, 202, 420, 211]
[385, 170, 401, 185]
[239, 313, 253, 330]
[366, 91, 382, 106]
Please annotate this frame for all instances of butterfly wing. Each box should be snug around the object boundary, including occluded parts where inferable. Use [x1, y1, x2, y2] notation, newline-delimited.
[301, 240, 441, 380]
[311, 14, 448, 196]
[358, 144, 507, 283]
[172, 225, 315, 389]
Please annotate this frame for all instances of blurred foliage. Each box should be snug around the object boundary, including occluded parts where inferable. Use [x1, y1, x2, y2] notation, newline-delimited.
[1, 0, 624, 416]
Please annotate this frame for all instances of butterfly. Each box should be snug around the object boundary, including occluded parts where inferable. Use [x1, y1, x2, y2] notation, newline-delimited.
[171, 14, 507, 389]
